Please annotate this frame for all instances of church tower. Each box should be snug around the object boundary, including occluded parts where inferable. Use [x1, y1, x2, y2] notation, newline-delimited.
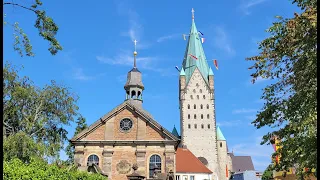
[179, 8, 219, 179]
[124, 40, 144, 108]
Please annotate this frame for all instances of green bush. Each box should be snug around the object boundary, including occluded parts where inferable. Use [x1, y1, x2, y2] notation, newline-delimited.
[3, 158, 107, 180]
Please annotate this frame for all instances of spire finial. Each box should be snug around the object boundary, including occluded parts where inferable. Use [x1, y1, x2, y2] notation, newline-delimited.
[133, 40, 138, 68]
[191, 8, 195, 20]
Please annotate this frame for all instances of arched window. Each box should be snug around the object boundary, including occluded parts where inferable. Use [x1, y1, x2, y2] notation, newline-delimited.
[149, 155, 161, 178]
[220, 142, 222, 148]
[207, 114, 210, 119]
[188, 124, 191, 129]
[188, 104, 190, 109]
[131, 90, 136, 98]
[197, 95, 199, 99]
[194, 104, 196, 109]
[193, 89, 196, 93]
[201, 124, 204, 129]
[203, 95, 206, 99]
[208, 124, 211, 129]
[200, 89, 202, 93]
[188, 114, 190, 119]
[200, 104, 203, 109]
[190, 95, 193, 99]
[87, 155, 99, 166]
[194, 124, 197, 129]
[207, 104, 209, 109]
[194, 114, 197, 119]
[201, 114, 203, 119]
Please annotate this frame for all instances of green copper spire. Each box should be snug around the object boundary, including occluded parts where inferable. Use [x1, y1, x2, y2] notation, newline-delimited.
[180, 67, 186, 76]
[182, 8, 210, 85]
[172, 125, 180, 138]
[217, 126, 226, 141]
[209, 67, 214, 75]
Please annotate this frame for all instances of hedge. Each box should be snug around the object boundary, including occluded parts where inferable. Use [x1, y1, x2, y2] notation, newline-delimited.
[3, 158, 107, 180]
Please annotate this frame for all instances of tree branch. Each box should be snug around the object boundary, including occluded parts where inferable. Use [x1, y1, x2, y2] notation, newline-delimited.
[3, 2, 37, 13]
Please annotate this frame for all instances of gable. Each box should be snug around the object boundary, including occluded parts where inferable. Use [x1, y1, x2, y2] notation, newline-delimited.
[185, 68, 210, 95]
[71, 101, 178, 142]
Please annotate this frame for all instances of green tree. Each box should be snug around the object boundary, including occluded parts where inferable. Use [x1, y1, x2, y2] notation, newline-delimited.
[3, 0, 62, 56]
[262, 164, 274, 180]
[65, 116, 88, 165]
[246, 0, 317, 177]
[3, 62, 80, 160]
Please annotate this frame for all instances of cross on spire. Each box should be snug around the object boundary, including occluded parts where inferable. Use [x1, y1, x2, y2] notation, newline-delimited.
[133, 40, 138, 68]
[191, 8, 195, 20]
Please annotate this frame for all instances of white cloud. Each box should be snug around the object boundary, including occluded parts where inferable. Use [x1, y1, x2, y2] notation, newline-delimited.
[72, 68, 95, 81]
[232, 108, 258, 114]
[213, 26, 235, 56]
[116, 2, 150, 49]
[96, 52, 175, 77]
[239, 0, 268, 15]
[157, 34, 180, 43]
[230, 136, 274, 171]
[217, 120, 242, 127]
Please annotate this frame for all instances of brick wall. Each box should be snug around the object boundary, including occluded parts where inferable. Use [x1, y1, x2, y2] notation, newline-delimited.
[84, 124, 105, 140]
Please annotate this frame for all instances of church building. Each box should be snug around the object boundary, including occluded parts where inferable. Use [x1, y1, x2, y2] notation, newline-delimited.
[71, 9, 253, 180]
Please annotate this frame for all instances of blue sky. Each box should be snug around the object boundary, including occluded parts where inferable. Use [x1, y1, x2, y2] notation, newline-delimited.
[4, 0, 300, 171]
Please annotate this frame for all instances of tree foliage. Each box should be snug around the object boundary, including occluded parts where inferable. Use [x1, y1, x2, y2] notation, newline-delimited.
[3, 62, 79, 159]
[246, 0, 317, 176]
[262, 164, 274, 180]
[3, 158, 107, 180]
[3, 0, 62, 56]
[65, 116, 88, 165]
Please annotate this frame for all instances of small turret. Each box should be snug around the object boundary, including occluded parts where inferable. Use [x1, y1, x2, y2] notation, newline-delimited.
[124, 40, 144, 108]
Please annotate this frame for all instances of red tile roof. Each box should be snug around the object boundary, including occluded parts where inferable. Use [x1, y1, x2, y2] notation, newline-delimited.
[176, 148, 213, 174]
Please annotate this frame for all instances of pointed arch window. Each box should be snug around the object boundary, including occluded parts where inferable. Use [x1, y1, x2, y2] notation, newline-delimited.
[87, 155, 99, 166]
[149, 155, 161, 178]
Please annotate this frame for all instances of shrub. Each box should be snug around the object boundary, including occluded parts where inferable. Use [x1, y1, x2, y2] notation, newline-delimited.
[3, 158, 107, 180]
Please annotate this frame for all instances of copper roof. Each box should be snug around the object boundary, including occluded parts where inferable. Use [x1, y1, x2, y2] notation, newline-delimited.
[176, 148, 213, 174]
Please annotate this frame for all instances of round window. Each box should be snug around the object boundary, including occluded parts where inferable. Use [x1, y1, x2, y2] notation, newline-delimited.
[120, 118, 133, 132]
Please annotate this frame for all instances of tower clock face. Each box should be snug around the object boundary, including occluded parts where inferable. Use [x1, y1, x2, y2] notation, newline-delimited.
[120, 118, 133, 132]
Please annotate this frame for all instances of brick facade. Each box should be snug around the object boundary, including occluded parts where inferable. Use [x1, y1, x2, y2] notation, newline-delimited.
[73, 105, 178, 179]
